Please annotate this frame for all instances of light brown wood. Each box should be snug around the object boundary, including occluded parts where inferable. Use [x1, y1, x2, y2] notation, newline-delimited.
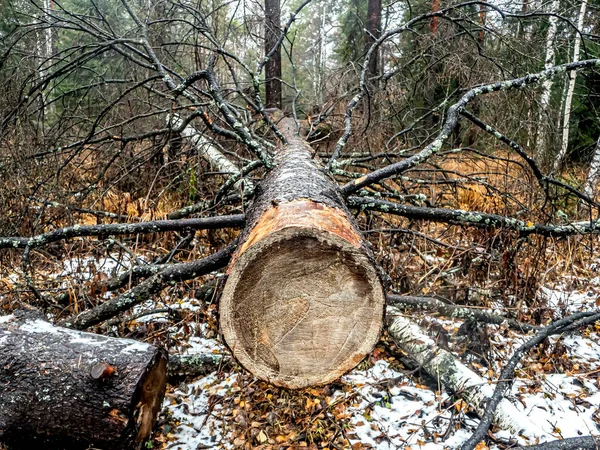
[220, 200, 384, 388]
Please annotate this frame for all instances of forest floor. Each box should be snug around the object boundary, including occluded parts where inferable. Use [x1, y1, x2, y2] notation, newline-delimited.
[155, 270, 600, 450]
[18, 244, 597, 450]
[1, 155, 598, 449]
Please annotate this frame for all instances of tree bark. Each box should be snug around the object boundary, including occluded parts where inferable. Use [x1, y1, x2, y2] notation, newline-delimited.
[554, 0, 589, 171]
[169, 114, 254, 191]
[430, 0, 440, 34]
[366, 0, 382, 77]
[0, 312, 167, 450]
[264, 0, 282, 109]
[536, 0, 560, 161]
[386, 309, 545, 439]
[219, 113, 385, 389]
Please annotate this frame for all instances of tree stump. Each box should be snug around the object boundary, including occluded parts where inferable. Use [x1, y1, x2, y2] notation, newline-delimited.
[0, 312, 167, 449]
[219, 114, 385, 388]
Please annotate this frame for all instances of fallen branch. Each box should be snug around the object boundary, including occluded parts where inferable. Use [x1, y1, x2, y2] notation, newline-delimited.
[460, 310, 600, 450]
[341, 59, 600, 195]
[387, 294, 539, 332]
[169, 113, 254, 192]
[0, 215, 245, 249]
[168, 353, 230, 378]
[512, 436, 600, 450]
[386, 307, 545, 438]
[59, 240, 237, 330]
[460, 110, 600, 209]
[349, 196, 600, 237]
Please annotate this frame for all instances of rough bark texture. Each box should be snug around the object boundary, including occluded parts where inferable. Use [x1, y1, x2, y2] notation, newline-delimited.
[219, 114, 385, 389]
[0, 312, 167, 450]
[264, 0, 282, 109]
[366, 0, 382, 77]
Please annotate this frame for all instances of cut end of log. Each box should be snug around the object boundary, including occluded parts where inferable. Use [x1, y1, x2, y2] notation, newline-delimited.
[0, 315, 169, 449]
[220, 200, 385, 389]
[134, 352, 168, 442]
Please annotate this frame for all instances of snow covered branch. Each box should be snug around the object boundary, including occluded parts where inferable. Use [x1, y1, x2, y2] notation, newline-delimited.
[386, 308, 546, 438]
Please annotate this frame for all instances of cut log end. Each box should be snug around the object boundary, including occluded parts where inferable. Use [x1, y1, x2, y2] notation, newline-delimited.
[134, 353, 168, 443]
[0, 314, 168, 450]
[220, 202, 385, 388]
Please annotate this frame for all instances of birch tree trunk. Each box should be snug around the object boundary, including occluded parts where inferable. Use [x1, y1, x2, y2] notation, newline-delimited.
[584, 135, 600, 199]
[38, 0, 55, 121]
[386, 310, 546, 439]
[553, 0, 589, 172]
[168, 114, 253, 191]
[536, 0, 561, 161]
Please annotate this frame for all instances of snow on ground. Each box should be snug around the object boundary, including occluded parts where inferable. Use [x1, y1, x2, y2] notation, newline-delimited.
[159, 276, 600, 449]
[165, 372, 234, 449]
[6, 254, 598, 448]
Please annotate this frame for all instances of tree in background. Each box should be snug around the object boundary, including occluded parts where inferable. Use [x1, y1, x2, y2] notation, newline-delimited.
[264, 0, 282, 108]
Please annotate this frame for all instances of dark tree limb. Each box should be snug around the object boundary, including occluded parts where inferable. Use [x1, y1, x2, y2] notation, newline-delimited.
[0, 215, 245, 249]
[59, 240, 238, 330]
[512, 436, 600, 450]
[460, 110, 600, 209]
[341, 59, 600, 195]
[348, 196, 600, 237]
[460, 310, 600, 450]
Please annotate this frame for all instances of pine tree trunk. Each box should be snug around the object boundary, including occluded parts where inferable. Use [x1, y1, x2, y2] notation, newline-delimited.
[366, 0, 382, 77]
[0, 312, 167, 450]
[264, 0, 282, 108]
[219, 114, 385, 389]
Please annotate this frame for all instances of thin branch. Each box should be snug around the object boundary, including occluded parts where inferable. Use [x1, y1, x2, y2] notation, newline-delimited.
[387, 294, 539, 332]
[460, 310, 600, 450]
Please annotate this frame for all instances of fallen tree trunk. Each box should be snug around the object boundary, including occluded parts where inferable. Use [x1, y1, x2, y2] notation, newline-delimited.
[0, 312, 167, 450]
[219, 112, 385, 389]
[386, 308, 545, 439]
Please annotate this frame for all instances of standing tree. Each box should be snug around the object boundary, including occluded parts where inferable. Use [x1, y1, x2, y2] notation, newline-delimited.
[365, 0, 382, 77]
[265, 0, 282, 108]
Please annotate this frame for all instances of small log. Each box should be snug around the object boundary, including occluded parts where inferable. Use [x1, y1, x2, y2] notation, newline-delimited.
[0, 312, 167, 449]
[219, 113, 385, 389]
